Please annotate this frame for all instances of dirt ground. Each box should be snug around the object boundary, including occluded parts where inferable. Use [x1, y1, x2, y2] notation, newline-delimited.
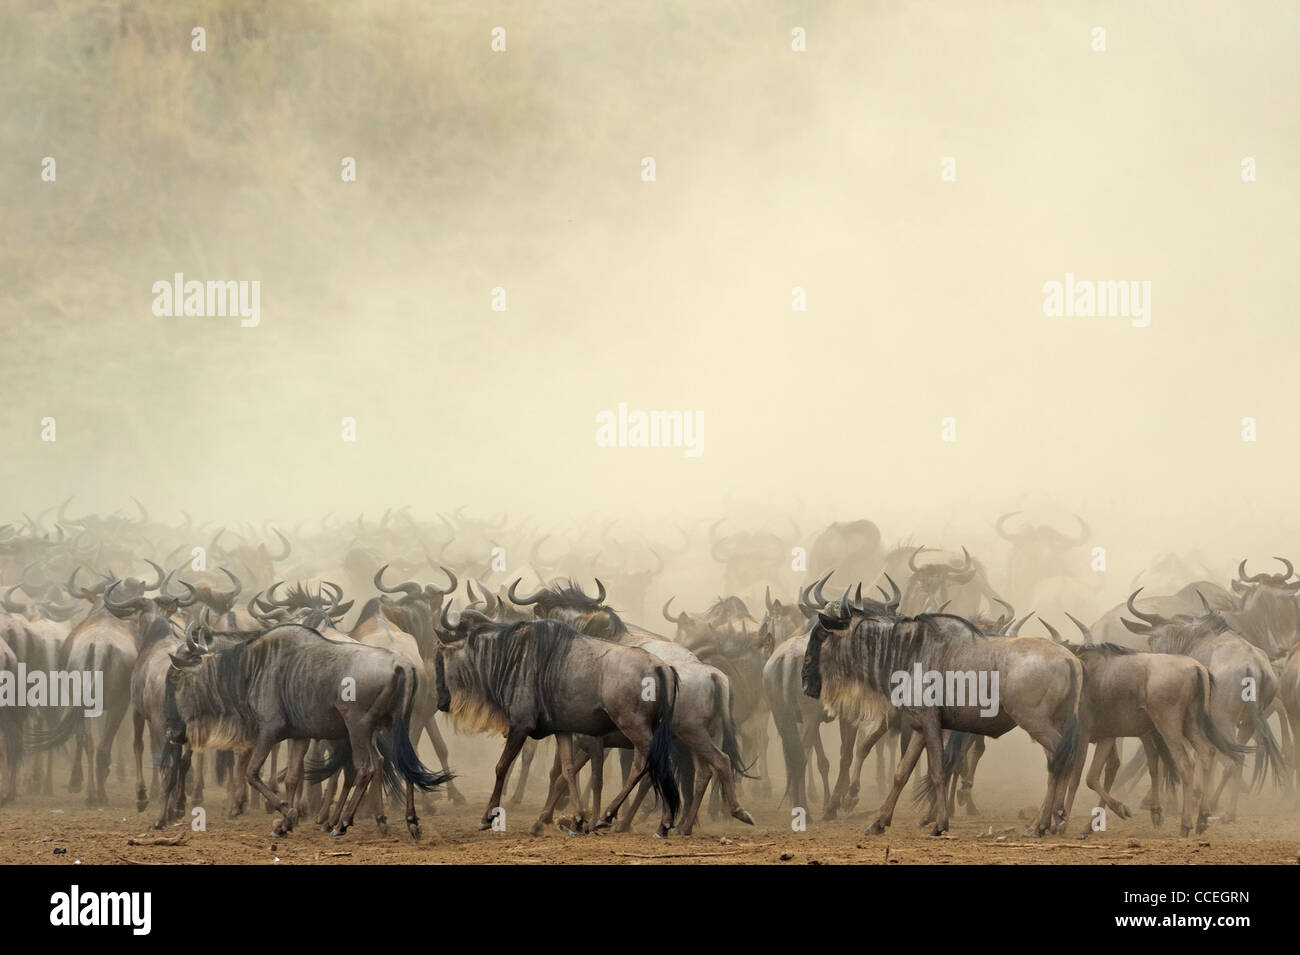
[4, 769, 1298, 865]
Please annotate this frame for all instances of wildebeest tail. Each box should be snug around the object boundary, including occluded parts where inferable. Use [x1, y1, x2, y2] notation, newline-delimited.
[25, 644, 109, 751]
[1048, 661, 1082, 781]
[376, 666, 453, 800]
[1193, 670, 1251, 776]
[715, 673, 756, 779]
[647, 665, 681, 823]
[1147, 731, 1181, 785]
[304, 739, 353, 783]
[1244, 695, 1283, 791]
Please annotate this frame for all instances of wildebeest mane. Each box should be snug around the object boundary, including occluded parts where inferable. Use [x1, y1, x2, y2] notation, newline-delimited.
[453, 618, 581, 730]
[1069, 642, 1137, 657]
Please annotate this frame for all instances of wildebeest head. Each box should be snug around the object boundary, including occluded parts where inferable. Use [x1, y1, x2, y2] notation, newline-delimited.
[168, 619, 214, 670]
[800, 585, 897, 721]
[103, 563, 198, 623]
[996, 511, 1089, 591]
[901, 546, 978, 613]
[507, 577, 624, 636]
[709, 519, 797, 593]
[1229, 558, 1300, 656]
[187, 567, 243, 617]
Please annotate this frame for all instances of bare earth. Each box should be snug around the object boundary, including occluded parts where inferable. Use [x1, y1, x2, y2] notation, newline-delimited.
[4, 777, 1297, 866]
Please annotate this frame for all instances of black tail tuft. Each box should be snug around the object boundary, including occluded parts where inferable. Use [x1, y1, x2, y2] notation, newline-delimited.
[1048, 663, 1082, 781]
[375, 667, 453, 801]
[647, 666, 681, 824]
[715, 675, 756, 779]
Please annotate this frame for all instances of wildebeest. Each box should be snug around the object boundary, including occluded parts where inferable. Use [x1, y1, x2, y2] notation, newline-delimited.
[510, 579, 753, 835]
[1046, 615, 1247, 836]
[0, 631, 22, 804]
[1280, 643, 1300, 799]
[1126, 590, 1288, 820]
[1229, 558, 1300, 658]
[433, 602, 683, 836]
[803, 588, 1083, 837]
[163, 619, 451, 839]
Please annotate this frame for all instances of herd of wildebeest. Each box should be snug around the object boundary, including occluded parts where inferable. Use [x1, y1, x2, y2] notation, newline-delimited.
[0, 502, 1297, 846]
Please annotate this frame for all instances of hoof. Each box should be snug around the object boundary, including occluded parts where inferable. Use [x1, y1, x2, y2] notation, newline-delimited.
[930, 825, 948, 837]
[450, 790, 468, 806]
[1116, 803, 1131, 820]
[865, 821, 887, 835]
[1024, 826, 1044, 838]
[1179, 824, 1192, 838]
[823, 807, 839, 821]
[330, 825, 348, 837]
[406, 819, 421, 841]
[477, 820, 494, 831]
[1150, 808, 1163, 828]
[136, 796, 148, 813]
[375, 817, 389, 837]
[614, 821, 632, 834]
[591, 818, 612, 831]
[733, 808, 755, 826]
[530, 821, 545, 836]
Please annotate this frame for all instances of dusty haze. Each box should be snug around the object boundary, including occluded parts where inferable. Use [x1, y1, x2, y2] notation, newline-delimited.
[2, 1, 1298, 598]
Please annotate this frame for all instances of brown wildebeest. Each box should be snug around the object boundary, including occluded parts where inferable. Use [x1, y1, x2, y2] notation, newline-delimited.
[433, 603, 682, 836]
[510, 579, 752, 835]
[1229, 557, 1300, 658]
[803, 588, 1083, 837]
[1126, 590, 1288, 820]
[1046, 615, 1248, 836]
[0, 632, 22, 805]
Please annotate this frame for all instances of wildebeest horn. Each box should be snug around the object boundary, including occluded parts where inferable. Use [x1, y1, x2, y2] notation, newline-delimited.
[509, 578, 547, 606]
[132, 497, 149, 525]
[143, 559, 166, 592]
[908, 546, 929, 573]
[2, 585, 27, 614]
[994, 512, 1021, 541]
[765, 586, 774, 612]
[662, 596, 688, 625]
[1039, 618, 1063, 643]
[1123, 588, 1162, 632]
[215, 567, 241, 600]
[810, 570, 834, 606]
[1195, 589, 1213, 613]
[1276, 556, 1295, 580]
[1007, 611, 1034, 636]
[375, 565, 422, 597]
[267, 527, 291, 562]
[590, 578, 607, 604]
[950, 546, 976, 582]
[1064, 611, 1093, 644]
[427, 566, 458, 597]
[172, 578, 200, 608]
[104, 579, 149, 617]
[1069, 515, 1089, 546]
[264, 580, 288, 607]
[990, 595, 1014, 630]
[881, 573, 901, 611]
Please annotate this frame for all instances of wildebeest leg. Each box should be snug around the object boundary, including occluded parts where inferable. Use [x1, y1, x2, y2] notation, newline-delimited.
[596, 746, 651, 829]
[422, 713, 465, 805]
[810, 728, 832, 812]
[1141, 735, 1163, 828]
[506, 737, 538, 808]
[845, 717, 887, 812]
[959, 736, 985, 815]
[95, 701, 129, 807]
[133, 710, 148, 813]
[681, 722, 753, 827]
[366, 771, 389, 835]
[1061, 737, 1090, 823]
[588, 744, 605, 824]
[530, 749, 569, 835]
[69, 720, 87, 794]
[336, 726, 380, 835]
[1147, 710, 1198, 837]
[1210, 719, 1252, 823]
[272, 738, 308, 837]
[1288, 703, 1300, 803]
[230, 748, 251, 818]
[553, 744, 595, 833]
[919, 714, 949, 836]
[617, 775, 655, 833]
[327, 763, 357, 833]
[677, 753, 712, 836]
[824, 719, 857, 820]
[264, 742, 281, 812]
[153, 742, 182, 830]
[1083, 738, 1131, 822]
[866, 728, 925, 834]
[243, 730, 295, 834]
[482, 728, 531, 830]
[192, 752, 206, 806]
[554, 734, 589, 832]
[317, 759, 340, 830]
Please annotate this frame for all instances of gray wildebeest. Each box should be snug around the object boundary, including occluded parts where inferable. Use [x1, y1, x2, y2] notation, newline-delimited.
[1126, 590, 1288, 819]
[162, 620, 451, 840]
[1045, 616, 1247, 836]
[802, 588, 1082, 837]
[433, 602, 683, 836]
[1229, 558, 1300, 659]
[510, 579, 752, 836]
[1279, 642, 1300, 800]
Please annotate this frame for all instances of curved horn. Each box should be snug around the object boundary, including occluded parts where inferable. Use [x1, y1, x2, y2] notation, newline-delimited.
[427, 566, 458, 597]
[103, 579, 149, 617]
[1068, 514, 1089, 546]
[216, 567, 241, 600]
[1007, 611, 1035, 636]
[173, 579, 200, 608]
[266, 527, 291, 562]
[2, 585, 27, 614]
[662, 596, 687, 625]
[1038, 618, 1063, 644]
[375, 565, 421, 597]
[908, 545, 929, 573]
[1274, 556, 1294, 580]
[765, 586, 774, 613]
[591, 578, 607, 604]
[1064, 611, 1093, 644]
[810, 570, 834, 606]
[508, 578, 547, 606]
[1125, 588, 1163, 629]
[143, 559, 166, 592]
[994, 512, 1022, 541]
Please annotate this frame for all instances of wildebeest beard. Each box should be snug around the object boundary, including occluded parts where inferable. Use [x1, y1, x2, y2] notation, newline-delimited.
[805, 612, 987, 724]
[165, 637, 264, 751]
[443, 619, 580, 735]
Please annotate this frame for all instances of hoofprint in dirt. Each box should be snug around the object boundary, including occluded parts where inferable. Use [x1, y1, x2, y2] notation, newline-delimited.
[2, 784, 1297, 865]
